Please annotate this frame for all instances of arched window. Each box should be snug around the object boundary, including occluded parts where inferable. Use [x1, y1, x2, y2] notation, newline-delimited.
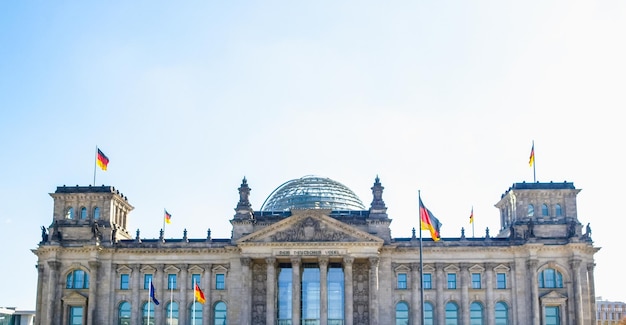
[495, 302, 509, 325]
[539, 268, 563, 288]
[93, 207, 100, 219]
[542, 204, 549, 216]
[470, 302, 484, 325]
[555, 204, 562, 217]
[66, 269, 89, 289]
[445, 302, 459, 325]
[190, 302, 203, 324]
[423, 302, 434, 325]
[80, 207, 87, 219]
[214, 301, 227, 325]
[166, 302, 178, 325]
[142, 302, 156, 325]
[118, 301, 131, 325]
[395, 301, 409, 325]
[527, 204, 534, 217]
[66, 207, 74, 219]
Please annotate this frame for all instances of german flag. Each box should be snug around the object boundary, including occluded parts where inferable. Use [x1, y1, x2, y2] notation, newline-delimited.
[96, 148, 109, 171]
[529, 143, 535, 167]
[164, 210, 172, 224]
[419, 197, 442, 241]
[194, 283, 206, 304]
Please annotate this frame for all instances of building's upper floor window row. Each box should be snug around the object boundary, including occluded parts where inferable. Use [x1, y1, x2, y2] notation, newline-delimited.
[527, 203, 563, 217]
[65, 207, 100, 220]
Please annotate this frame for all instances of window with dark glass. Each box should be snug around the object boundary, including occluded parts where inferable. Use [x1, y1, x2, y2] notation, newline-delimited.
[496, 273, 506, 289]
[214, 301, 227, 325]
[144, 274, 153, 290]
[191, 273, 201, 289]
[555, 204, 562, 216]
[396, 302, 409, 325]
[495, 302, 509, 325]
[445, 302, 459, 325]
[328, 264, 344, 325]
[447, 273, 457, 289]
[120, 274, 130, 290]
[301, 264, 321, 324]
[472, 273, 481, 289]
[545, 306, 560, 325]
[397, 273, 407, 289]
[118, 301, 131, 325]
[66, 269, 89, 289]
[69, 306, 83, 325]
[424, 302, 434, 325]
[80, 207, 87, 219]
[539, 268, 563, 288]
[423, 273, 432, 289]
[215, 273, 225, 290]
[542, 204, 549, 216]
[168, 274, 177, 290]
[470, 302, 484, 325]
[93, 207, 100, 219]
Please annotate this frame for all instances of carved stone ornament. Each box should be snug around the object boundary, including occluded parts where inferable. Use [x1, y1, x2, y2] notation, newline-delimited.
[271, 217, 351, 242]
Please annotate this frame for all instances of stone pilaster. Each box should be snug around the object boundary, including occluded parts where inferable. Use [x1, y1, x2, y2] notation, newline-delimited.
[35, 264, 44, 325]
[571, 259, 583, 325]
[460, 263, 470, 325]
[588, 263, 597, 324]
[410, 263, 421, 325]
[179, 264, 188, 325]
[528, 260, 539, 325]
[435, 263, 445, 325]
[266, 258, 277, 325]
[319, 257, 329, 325]
[203, 264, 212, 323]
[132, 264, 141, 325]
[47, 261, 61, 325]
[369, 257, 379, 325]
[343, 257, 354, 325]
[241, 257, 252, 325]
[87, 261, 100, 325]
[155, 264, 164, 323]
[485, 263, 495, 325]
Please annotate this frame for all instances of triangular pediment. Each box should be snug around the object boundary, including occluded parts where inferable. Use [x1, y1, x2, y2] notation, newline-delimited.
[237, 209, 384, 244]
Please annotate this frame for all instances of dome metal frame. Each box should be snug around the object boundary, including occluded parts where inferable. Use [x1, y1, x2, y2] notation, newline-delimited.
[260, 175, 366, 212]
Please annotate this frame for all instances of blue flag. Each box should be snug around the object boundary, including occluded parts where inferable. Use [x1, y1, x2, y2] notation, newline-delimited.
[150, 282, 160, 305]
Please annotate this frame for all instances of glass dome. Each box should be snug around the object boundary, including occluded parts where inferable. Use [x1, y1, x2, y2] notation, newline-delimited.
[260, 175, 366, 211]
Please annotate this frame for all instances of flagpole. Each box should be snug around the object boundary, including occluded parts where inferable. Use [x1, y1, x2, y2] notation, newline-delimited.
[192, 279, 196, 325]
[163, 209, 166, 238]
[532, 140, 536, 182]
[472, 206, 475, 238]
[418, 190, 425, 325]
[93, 146, 97, 186]
[170, 277, 173, 325]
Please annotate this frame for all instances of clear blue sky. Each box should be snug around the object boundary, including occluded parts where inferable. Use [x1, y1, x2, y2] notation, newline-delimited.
[1, 1, 625, 309]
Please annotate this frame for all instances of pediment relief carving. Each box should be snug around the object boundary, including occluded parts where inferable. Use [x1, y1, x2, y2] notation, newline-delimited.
[62, 291, 87, 305]
[540, 290, 567, 304]
[212, 265, 229, 274]
[469, 265, 485, 272]
[140, 265, 156, 273]
[394, 265, 411, 273]
[238, 212, 383, 244]
[188, 265, 205, 273]
[494, 264, 510, 272]
[444, 265, 460, 272]
[422, 265, 436, 272]
[164, 265, 180, 273]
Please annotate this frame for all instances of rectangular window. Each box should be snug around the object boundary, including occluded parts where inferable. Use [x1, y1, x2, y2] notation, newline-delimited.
[423, 273, 432, 290]
[120, 274, 130, 290]
[472, 273, 481, 289]
[168, 274, 177, 289]
[545, 306, 560, 325]
[497, 273, 507, 289]
[69, 306, 83, 325]
[144, 274, 153, 290]
[191, 273, 201, 289]
[447, 273, 457, 289]
[215, 273, 225, 290]
[397, 273, 407, 289]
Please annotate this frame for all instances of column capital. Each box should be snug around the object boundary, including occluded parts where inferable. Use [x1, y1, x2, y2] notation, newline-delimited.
[569, 258, 582, 269]
[241, 257, 252, 267]
[343, 256, 354, 266]
[459, 262, 471, 270]
[265, 257, 276, 267]
[527, 259, 539, 270]
[587, 263, 596, 272]
[88, 261, 101, 269]
[368, 256, 379, 267]
[290, 257, 301, 266]
[178, 263, 189, 270]
[410, 262, 420, 271]
[319, 257, 329, 268]
[47, 260, 61, 270]
[485, 262, 498, 270]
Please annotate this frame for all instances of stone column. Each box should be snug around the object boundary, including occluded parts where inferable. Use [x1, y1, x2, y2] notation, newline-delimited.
[241, 257, 252, 325]
[155, 264, 165, 323]
[132, 264, 141, 325]
[179, 264, 188, 325]
[319, 257, 329, 325]
[291, 257, 302, 325]
[369, 257, 380, 325]
[588, 263, 597, 324]
[202, 264, 213, 324]
[571, 259, 583, 325]
[47, 261, 61, 325]
[266, 258, 277, 325]
[343, 257, 354, 325]
[485, 263, 495, 325]
[87, 261, 100, 325]
[410, 263, 421, 325]
[460, 263, 470, 325]
[528, 260, 539, 325]
[435, 263, 445, 325]
[35, 264, 44, 325]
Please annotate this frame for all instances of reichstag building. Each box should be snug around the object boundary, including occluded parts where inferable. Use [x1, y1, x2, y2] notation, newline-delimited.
[33, 175, 598, 325]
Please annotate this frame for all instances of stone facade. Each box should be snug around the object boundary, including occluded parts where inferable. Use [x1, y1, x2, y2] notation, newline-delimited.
[33, 179, 598, 325]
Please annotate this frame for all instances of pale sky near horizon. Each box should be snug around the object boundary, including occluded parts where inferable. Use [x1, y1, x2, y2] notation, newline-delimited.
[1, 1, 625, 309]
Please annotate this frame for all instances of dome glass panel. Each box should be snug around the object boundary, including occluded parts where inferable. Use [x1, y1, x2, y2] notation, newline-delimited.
[260, 175, 366, 211]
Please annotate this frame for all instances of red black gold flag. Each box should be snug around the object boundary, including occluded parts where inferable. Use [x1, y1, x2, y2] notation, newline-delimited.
[96, 148, 109, 171]
[419, 197, 442, 241]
